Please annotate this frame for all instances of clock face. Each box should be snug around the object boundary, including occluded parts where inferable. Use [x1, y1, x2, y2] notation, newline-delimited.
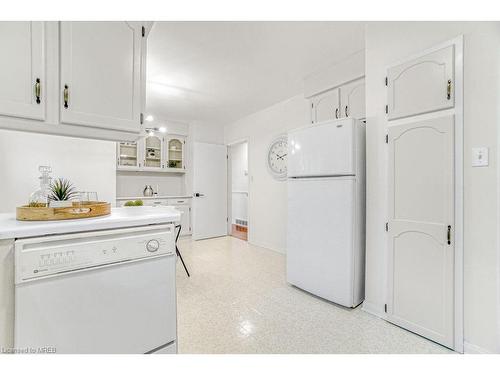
[267, 136, 288, 180]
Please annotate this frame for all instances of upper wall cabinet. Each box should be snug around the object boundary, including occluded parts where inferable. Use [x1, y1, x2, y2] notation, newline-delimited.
[0, 21, 148, 141]
[311, 88, 340, 123]
[60, 22, 143, 133]
[340, 78, 365, 120]
[387, 45, 454, 120]
[310, 78, 365, 123]
[0, 22, 46, 121]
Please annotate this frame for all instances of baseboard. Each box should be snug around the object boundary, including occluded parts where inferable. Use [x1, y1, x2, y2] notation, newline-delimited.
[248, 240, 285, 254]
[463, 342, 495, 354]
[361, 300, 386, 319]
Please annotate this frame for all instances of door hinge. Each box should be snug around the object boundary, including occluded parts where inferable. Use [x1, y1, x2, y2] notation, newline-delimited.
[385, 77, 388, 86]
[142, 26, 146, 37]
[385, 222, 388, 232]
[385, 105, 388, 114]
[384, 304, 388, 313]
[140, 113, 144, 124]
[385, 134, 388, 144]
[226, 217, 229, 222]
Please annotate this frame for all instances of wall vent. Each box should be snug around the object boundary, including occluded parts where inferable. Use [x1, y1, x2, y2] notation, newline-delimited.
[235, 219, 248, 227]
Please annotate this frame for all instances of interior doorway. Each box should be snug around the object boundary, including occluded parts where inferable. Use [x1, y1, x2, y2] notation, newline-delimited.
[227, 141, 249, 241]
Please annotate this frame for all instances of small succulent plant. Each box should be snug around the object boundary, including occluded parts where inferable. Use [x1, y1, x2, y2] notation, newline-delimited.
[49, 178, 77, 201]
[124, 200, 144, 207]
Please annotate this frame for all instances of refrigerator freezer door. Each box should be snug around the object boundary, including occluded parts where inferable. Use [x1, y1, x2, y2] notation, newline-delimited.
[288, 119, 355, 177]
[287, 176, 355, 306]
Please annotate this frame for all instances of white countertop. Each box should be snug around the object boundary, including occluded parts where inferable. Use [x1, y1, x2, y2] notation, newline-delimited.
[116, 195, 192, 200]
[0, 206, 181, 240]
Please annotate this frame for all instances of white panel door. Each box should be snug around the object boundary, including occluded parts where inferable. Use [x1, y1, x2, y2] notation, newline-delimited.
[340, 78, 365, 120]
[387, 45, 454, 120]
[60, 22, 142, 132]
[192, 142, 227, 240]
[288, 119, 355, 177]
[287, 177, 355, 307]
[311, 88, 340, 123]
[0, 22, 45, 121]
[387, 115, 455, 348]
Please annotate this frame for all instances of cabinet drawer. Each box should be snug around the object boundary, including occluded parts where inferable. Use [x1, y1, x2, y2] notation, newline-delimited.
[168, 198, 191, 205]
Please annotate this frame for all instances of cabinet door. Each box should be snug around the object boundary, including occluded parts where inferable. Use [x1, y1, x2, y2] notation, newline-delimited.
[143, 135, 164, 169]
[311, 88, 340, 123]
[340, 78, 365, 119]
[175, 205, 191, 235]
[386, 115, 455, 348]
[166, 137, 186, 170]
[387, 45, 454, 120]
[117, 141, 140, 170]
[60, 22, 142, 132]
[0, 22, 45, 121]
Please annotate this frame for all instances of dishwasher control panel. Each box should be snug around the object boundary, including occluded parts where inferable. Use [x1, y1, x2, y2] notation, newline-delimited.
[15, 224, 175, 283]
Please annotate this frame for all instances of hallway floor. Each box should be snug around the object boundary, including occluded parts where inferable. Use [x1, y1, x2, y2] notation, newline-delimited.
[176, 236, 452, 354]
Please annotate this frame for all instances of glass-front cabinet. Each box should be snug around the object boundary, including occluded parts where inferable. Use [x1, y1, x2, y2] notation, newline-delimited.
[117, 141, 140, 170]
[143, 135, 164, 170]
[116, 134, 186, 173]
[166, 136, 185, 170]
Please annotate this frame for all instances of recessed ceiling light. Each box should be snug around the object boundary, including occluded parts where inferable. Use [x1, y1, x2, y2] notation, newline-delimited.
[159, 126, 167, 133]
[145, 115, 154, 122]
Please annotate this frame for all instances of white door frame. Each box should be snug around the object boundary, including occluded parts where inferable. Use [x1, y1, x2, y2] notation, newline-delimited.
[384, 35, 464, 353]
[226, 138, 250, 239]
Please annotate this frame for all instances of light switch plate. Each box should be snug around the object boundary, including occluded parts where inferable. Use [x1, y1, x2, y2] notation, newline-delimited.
[472, 147, 489, 167]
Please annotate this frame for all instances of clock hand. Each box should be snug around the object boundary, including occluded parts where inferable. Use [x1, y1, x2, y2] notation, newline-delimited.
[277, 153, 287, 160]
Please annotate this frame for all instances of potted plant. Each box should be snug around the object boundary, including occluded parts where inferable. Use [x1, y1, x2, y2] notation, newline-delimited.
[48, 178, 77, 208]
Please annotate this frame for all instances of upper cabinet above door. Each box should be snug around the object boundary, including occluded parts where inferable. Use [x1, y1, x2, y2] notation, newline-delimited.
[60, 22, 143, 133]
[387, 45, 454, 120]
[0, 22, 46, 121]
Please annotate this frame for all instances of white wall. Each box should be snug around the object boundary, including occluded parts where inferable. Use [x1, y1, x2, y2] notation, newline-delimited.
[225, 95, 310, 253]
[0, 129, 116, 212]
[230, 141, 248, 224]
[364, 22, 500, 353]
[304, 49, 365, 98]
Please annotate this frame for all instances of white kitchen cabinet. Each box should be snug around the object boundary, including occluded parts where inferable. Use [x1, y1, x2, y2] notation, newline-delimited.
[0, 21, 149, 142]
[340, 78, 365, 120]
[0, 22, 46, 121]
[387, 45, 454, 120]
[143, 135, 165, 170]
[115, 133, 187, 173]
[166, 136, 186, 170]
[117, 141, 142, 170]
[311, 88, 340, 123]
[60, 21, 143, 133]
[174, 205, 191, 235]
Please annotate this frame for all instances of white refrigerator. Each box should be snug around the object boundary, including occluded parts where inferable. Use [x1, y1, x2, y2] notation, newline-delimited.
[286, 118, 365, 307]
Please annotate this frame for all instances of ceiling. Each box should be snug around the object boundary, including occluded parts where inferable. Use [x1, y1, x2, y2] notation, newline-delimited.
[146, 22, 366, 126]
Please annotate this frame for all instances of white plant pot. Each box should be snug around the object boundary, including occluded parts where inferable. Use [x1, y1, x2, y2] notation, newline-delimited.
[49, 201, 73, 208]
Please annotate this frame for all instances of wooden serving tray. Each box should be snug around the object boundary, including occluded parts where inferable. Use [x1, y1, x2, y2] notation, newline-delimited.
[16, 202, 111, 221]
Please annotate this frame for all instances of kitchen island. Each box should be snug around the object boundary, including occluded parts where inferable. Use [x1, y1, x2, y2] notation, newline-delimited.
[0, 206, 180, 354]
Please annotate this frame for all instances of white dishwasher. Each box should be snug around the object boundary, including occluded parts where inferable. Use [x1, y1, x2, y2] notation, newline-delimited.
[14, 224, 177, 354]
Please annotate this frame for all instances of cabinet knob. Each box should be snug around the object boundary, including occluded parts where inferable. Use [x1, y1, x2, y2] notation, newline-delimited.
[335, 108, 339, 119]
[447, 79, 452, 100]
[345, 105, 349, 117]
[34, 78, 41, 104]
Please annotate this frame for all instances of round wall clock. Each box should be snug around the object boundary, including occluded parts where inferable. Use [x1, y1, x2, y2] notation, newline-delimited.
[267, 135, 288, 181]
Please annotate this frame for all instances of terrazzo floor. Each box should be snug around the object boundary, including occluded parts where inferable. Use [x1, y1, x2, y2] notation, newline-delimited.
[176, 236, 452, 354]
